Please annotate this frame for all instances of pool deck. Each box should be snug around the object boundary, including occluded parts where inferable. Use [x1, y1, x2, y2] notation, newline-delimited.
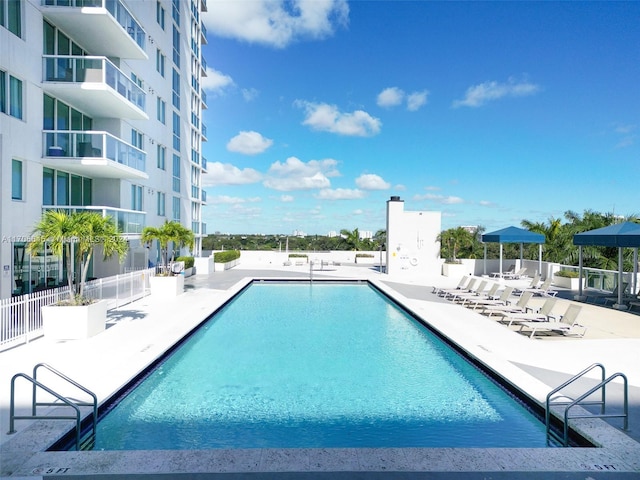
[1, 263, 639, 479]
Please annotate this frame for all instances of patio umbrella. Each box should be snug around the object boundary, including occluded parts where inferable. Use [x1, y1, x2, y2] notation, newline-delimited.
[481, 226, 545, 278]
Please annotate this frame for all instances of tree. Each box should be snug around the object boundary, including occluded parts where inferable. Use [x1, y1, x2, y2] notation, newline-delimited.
[340, 228, 363, 251]
[141, 221, 195, 275]
[28, 210, 128, 304]
[437, 227, 474, 262]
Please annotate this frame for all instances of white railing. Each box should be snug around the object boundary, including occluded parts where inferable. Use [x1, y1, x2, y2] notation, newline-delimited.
[0, 268, 154, 352]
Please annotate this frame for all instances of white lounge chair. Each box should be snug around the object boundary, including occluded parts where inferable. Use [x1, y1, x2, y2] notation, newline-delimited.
[489, 265, 515, 278]
[448, 280, 488, 302]
[433, 275, 470, 296]
[458, 283, 501, 306]
[517, 278, 558, 297]
[494, 297, 558, 327]
[503, 267, 528, 280]
[483, 291, 534, 317]
[442, 278, 479, 299]
[518, 304, 586, 339]
[467, 286, 514, 310]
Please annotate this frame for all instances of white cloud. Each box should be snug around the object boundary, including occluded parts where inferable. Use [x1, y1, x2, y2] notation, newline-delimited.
[201, 67, 234, 95]
[315, 188, 365, 200]
[407, 90, 429, 111]
[202, 162, 262, 186]
[479, 200, 496, 207]
[203, 0, 349, 49]
[280, 195, 294, 202]
[413, 193, 465, 205]
[242, 87, 259, 102]
[355, 173, 390, 190]
[453, 78, 540, 108]
[295, 100, 381, 136]
[377, 87, 404, 108]
[226, 131, 274, 155]
[210, 195, 261, 204]
[263, 156, 339, 191]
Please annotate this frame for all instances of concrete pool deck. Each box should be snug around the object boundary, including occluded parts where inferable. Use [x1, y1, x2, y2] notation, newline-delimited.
[1, 263, 639, 478]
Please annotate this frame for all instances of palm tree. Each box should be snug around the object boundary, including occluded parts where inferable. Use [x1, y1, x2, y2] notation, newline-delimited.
[141, 221, 195, 275]
[28, 210, 128, 304]
[340, 228, 363, 251]
[437, 227, 474, 262]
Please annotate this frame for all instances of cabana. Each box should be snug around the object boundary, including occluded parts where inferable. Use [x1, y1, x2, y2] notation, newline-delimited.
[573, 221, 640, 309]
[481, 226, 545, 278]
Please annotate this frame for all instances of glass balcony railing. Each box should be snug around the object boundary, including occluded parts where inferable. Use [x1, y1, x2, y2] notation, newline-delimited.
[43, 55, 146, 111]
[201, 190, 207, 202]
[43, 130, 146, 173]
[42, 0, 146, 51]
[192, 222, 200, 234]
[201, 156, 207, 171]
[42, 205, 145, 235]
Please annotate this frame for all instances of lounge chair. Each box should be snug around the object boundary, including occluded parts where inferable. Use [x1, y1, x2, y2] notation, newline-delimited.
[517, 278, 558, 297]
[518, 304, 586, 338]
[433, 275, 470, 295]
[458, 283, 501, 306]
[467, 286, 515, 309]
[585, 282, 628, 305]
[448, 280, 488, 302]
[494, 297, 558, 327]
[489, 265, 515, 278]
[503, 267, 528, 280]
[442, 278, 479, 299]
[517, 273, 541, 291]
[483, 291, 534, 317]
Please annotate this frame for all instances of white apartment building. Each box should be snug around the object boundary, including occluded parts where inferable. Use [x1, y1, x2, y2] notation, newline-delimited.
[0, 0, 208, 299]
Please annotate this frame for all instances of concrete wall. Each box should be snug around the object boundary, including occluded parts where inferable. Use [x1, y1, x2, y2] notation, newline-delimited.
[385, 197, 441, 276]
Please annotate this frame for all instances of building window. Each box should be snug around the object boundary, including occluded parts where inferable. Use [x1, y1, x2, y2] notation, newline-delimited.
[131, 129, 143, 149]
[157, 97, 166, 124]
[157, 191, 166, 216]
[1, 0, 22, 37]
[156, 1, 165, 30]
[131, 184, 143, 211]
[157, 144, 166, 170]
[172, 154, 180, 192]
[172, 0, 180, 26]
[0, 70, 23, 119]
[172, 111, 180, 151]
[172, 196, 180, 221]
[172, 25, 180, 67]
[12, 159, 22, 200]
[172, 68, 180, 109]
[156, 49, 166, 77]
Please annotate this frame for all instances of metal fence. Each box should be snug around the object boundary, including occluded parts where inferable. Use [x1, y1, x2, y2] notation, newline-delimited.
[0, 268, 154, 352]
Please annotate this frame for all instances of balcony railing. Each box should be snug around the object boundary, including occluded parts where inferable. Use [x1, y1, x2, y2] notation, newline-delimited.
[43, 205, 145, 235]
[43, 55, 146, 112]
[43, 130, 146, 174]
[42, 0, 146, 53]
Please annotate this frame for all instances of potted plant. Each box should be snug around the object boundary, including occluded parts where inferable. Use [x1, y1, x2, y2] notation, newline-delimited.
[28, 210, 128, 339]
[141, 221, 195, 297]
[553, 270, 584, 289]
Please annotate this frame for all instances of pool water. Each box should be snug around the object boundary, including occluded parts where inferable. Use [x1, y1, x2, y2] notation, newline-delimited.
[92, 282, 552, 450]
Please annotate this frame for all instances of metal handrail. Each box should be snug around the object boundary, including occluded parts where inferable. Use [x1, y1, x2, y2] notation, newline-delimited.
[33, 363, 98, 439]
[7, 364, 98, 451]
[545, 363, 628, 446]
[561, 372, 629, 446]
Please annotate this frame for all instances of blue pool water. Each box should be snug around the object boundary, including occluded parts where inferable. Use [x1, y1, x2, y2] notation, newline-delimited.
[92, 282, 552, 450]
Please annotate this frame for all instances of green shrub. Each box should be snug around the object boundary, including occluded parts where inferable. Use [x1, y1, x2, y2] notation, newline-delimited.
[176, 256, 194, 269]
[288, 253, 308, 258]
[355, 253, 374, 258]
[555, 270, 580, 278]
[214, 250, 241, 263]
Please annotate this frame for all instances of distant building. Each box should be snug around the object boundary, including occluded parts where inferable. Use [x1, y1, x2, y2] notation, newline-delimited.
[385, 196, 441, 276]
[359, 230, 373, 240]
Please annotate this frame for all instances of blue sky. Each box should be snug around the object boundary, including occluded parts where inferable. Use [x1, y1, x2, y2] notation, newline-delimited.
[200, 1, 640, 235]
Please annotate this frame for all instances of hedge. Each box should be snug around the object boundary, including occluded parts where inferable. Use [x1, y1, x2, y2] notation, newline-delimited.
[214, 250, 241, 263]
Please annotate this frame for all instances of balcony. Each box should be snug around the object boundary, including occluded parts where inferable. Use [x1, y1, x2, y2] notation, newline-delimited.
[43, 130, 148, 180]
[201, 23, 208, 45]
[42, 205, 145, 236]
[43, 56, 147, 120]
[40, 0, 147, 60]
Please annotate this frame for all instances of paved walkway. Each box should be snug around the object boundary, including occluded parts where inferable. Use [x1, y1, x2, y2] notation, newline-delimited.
[1, 264, 639, 478]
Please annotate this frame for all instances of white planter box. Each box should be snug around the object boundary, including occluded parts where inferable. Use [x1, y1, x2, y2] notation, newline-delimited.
[194, 256, 214, 275]
[149, 274, 184, 297]
[553, 275, 584, 290]
[213, 258, 239, 272]
[42, 300, 107, 340]
[442, 262, 467, 277]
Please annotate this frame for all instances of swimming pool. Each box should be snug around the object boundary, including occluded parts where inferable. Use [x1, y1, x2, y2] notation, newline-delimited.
[80, 281, 556, 450]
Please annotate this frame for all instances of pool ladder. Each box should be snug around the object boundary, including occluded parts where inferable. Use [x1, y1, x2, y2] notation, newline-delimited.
[8, 363, 98, 451]
[545, 363, 628, 446]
